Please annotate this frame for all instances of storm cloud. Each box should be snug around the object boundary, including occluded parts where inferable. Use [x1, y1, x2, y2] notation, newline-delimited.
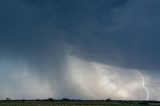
[0, 0, 160, 100]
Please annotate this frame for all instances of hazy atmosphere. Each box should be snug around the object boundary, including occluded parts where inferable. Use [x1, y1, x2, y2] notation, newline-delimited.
[0, 0, 160, 100]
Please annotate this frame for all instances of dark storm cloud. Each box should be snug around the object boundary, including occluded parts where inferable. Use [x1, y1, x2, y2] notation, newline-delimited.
[23, 0, 160, 72]
[0, 0, 69, 98]
[0, 0, 160, 99]
[0, 0, 65, 72]
[23, 0, 129, 69]
[0, 0, 129, 82]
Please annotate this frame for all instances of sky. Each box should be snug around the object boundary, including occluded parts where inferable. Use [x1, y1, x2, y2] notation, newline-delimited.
[0, 0, 160, 100]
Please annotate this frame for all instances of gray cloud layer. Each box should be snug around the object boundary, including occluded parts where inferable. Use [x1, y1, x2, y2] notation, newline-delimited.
[22, 0, 160, 71]
[0, 0, 160, 100]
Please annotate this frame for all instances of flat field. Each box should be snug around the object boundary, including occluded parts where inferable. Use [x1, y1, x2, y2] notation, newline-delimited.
[0, 100, 159, 106]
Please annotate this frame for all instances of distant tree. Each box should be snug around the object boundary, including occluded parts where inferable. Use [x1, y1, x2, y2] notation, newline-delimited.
[6, 98, 11, 101]
[47, 98, 54, 102]
[62, 98, 70, 101]
[106, 98, 111, 102]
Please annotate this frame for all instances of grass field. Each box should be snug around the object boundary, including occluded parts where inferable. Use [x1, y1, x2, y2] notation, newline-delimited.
[0, 100, 159, 106]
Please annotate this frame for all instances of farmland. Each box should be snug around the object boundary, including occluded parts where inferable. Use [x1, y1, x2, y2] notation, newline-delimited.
[0, 99, 159, 106]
